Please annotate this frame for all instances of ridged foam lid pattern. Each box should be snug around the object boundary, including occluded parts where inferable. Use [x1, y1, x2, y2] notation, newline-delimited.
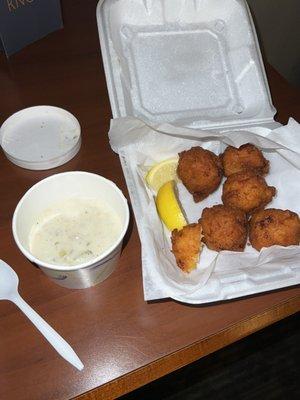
[97, 0, 277, 130]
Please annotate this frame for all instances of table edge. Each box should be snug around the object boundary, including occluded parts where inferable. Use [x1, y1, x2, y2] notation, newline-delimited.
[74, 294, 300, 400]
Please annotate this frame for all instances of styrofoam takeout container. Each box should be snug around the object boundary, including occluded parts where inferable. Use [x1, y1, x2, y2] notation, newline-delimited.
[12, 172, 129, 289]
[0, 106, 81, 170]
[95, 1, 299, 303]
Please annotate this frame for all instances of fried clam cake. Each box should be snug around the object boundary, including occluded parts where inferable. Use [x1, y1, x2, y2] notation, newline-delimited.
[249, 208, 300, 251]
[222, 171, 276, 214]
[177, 146, 223, 202]
[200, 205, 248, 252]
[221, 143, 269, 177]
[171, 222, 203, 273]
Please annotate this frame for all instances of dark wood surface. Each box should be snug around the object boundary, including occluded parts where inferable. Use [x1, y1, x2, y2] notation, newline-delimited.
[0, 1, 299, 400]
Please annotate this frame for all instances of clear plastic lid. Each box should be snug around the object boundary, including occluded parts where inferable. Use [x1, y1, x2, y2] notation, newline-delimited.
[97, 0, 277, 130]
[0, 106, 81, 170]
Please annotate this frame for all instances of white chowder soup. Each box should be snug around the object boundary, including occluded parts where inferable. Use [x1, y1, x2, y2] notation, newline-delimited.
[29, 197, 122, 266]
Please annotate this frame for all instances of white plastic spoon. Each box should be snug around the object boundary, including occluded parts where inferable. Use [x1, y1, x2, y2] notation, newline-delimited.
[0, 259, 84, 371]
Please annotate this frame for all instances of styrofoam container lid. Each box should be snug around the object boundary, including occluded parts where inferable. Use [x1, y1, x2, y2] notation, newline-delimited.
[96, 0, 277, 130]
[0, 106, 81, 170]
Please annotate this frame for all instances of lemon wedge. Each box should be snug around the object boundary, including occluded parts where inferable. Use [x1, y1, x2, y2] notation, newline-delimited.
[145, 157, 179, 192]
[155, 180, 187, 231]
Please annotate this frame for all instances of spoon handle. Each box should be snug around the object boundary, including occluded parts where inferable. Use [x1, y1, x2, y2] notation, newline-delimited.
[12, 294, 84, 371]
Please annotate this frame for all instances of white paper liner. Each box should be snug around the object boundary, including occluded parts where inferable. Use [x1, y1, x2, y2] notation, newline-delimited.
[109, 117, 300, 303]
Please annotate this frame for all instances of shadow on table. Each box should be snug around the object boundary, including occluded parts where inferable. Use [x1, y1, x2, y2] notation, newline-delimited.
[119, 313, 300, 400]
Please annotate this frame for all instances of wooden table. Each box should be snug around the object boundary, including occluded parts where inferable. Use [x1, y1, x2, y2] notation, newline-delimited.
[0, 1, 299, 399]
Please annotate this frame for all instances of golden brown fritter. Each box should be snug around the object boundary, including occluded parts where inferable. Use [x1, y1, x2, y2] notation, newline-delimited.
[171, 223, 203, 273]
[177, 147, 223, 202]
[200, 205, 248, 252]
[249, 208, 300, 251]
[222, 171, 276, 214]
[221, 143, 269, 177]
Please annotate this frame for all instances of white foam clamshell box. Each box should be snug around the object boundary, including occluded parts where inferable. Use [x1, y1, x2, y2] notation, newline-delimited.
[97, 0, 300, 303]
